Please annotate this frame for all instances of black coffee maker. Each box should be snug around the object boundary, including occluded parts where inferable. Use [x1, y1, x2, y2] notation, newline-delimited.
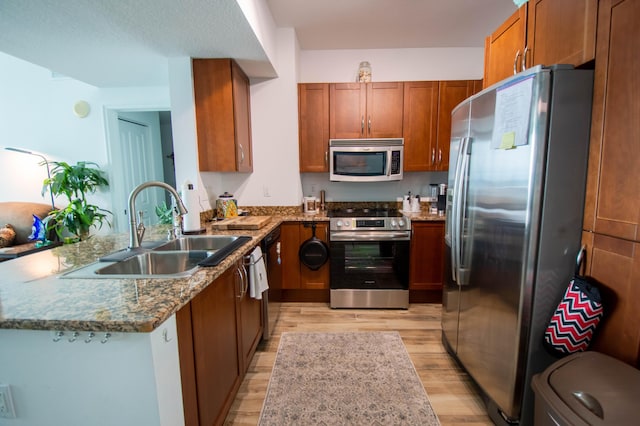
[437, 184, 447, 213]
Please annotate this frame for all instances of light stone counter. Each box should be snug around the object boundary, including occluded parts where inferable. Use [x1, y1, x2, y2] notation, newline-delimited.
[0, 207, 442, 333]
[0, 219, 287, 332]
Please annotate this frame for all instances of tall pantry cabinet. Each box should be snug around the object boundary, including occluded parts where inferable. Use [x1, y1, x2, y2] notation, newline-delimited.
[581, 0, 640, 367]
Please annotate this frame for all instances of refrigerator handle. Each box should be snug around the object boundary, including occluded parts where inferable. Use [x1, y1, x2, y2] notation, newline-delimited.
[450, 136, 470, 284]
[457, 137, 472, 286]
[452, 137, 471, 286]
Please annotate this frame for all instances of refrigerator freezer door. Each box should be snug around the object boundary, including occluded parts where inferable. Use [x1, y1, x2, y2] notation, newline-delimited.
[442, 99, 471, 354]
[454, 71, 550, 421]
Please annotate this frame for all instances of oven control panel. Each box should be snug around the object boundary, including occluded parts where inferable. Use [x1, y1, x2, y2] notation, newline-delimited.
[330, 217, 410, 231]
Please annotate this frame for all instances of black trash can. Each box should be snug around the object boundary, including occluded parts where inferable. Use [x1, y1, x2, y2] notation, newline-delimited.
[532, 351, 640, 425]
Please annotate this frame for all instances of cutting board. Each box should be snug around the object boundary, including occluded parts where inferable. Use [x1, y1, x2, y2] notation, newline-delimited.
[210, 216, 272, 230]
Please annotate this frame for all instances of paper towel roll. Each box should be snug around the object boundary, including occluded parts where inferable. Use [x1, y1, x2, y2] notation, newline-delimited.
[181, 181, 201, 232]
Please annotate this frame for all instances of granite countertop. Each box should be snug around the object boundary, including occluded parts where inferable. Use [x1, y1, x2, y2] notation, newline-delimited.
[401, 211, 446, 222]
[0, 218, 287, 333]
[0, 208, 440, 334]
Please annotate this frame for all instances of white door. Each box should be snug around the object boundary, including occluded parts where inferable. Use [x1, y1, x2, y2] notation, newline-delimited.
[114, 117, 165, 231]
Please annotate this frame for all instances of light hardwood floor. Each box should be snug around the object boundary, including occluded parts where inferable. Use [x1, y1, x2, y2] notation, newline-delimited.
[224, 303, 493, 425]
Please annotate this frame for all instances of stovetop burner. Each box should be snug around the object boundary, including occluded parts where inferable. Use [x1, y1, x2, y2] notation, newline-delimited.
[328, 207, 401, 218]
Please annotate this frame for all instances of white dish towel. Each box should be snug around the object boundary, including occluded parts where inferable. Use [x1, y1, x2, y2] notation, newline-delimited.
[249, 245, 269, 299]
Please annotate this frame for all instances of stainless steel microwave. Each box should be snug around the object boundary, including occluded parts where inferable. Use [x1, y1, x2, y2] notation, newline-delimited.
[329, 138, 404, 182]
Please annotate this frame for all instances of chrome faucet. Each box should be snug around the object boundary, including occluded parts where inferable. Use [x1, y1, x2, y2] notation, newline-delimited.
[128, 181, 188, 249]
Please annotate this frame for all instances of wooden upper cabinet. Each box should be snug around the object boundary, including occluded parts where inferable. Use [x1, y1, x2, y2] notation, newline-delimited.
[330, 82, 403, 139]
[435, 80, 482, 171]
[298, 83, 330, 172]
[583, 0, 640, 242]
[484, 0, 597, 88]
[402, 81, 438, 172]
[484, 7, 527, 88]
[526, 0, 597, 69]
[193, 58, 253, 172]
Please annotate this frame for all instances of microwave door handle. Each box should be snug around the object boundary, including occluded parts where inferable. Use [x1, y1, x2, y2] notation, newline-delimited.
[386, 150, 392, 176]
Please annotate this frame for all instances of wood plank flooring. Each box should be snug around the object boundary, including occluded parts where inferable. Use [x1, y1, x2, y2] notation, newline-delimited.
[224, 303, 493, 425]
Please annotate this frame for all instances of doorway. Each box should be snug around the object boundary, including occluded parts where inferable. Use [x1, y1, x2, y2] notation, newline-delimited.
[105, 108, 177, 233]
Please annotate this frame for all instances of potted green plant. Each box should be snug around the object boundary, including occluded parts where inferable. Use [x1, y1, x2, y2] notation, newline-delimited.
[42, 161, 111, 242]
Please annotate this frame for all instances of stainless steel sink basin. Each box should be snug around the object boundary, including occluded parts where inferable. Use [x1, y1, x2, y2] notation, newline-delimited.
[153, 235, 242, 252]
[60, 235, 252, 279]
[61, 250, 210, 279]
[95, 251, 208, 276]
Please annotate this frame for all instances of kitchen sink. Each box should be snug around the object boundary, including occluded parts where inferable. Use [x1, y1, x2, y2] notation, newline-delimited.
[153, 235, 242, 252]
[94, 251, 209, 276]
[60, 235, 253, 279]
[61, 250, 210, 279]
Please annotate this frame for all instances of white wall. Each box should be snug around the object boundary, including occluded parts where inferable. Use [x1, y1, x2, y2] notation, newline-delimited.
[0, 316, 183, 426]
[299, 47, 484, 83]
[202, 28, 303, 208]
[0, 52, 170, 232]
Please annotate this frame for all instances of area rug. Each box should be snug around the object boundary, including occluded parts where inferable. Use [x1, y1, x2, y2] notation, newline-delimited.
[258, 331, 440, 425]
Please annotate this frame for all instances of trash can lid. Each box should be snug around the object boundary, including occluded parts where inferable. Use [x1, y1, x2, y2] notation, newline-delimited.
[540, 351, 640, 425]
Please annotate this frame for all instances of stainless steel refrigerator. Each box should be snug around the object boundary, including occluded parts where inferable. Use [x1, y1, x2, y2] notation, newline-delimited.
[442, 65, 594, 425]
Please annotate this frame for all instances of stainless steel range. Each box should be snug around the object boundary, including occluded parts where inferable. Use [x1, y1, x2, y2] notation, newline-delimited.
[328, 207, 410, 309]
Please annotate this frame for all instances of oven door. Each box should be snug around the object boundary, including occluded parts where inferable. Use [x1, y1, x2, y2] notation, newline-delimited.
[329, 233, 410, 290]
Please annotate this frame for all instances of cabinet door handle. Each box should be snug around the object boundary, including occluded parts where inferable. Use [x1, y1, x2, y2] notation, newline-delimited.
[325, 151, 328, 165]
[431, 148, 436, 165]
[237, 263, 248, 297]
[368, 116, 371, 134]
[522, 46, 529, 71]
[234, 266, 243, 298]
[242, 264, 249, 296]
[239, 144, 245, 164]
[438, 149, 442, 165]
[513, 50, 521, 74]
[361, 116, 365, 135]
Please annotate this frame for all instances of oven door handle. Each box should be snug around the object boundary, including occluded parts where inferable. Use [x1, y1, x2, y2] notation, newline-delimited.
[330, 231, 411, 241]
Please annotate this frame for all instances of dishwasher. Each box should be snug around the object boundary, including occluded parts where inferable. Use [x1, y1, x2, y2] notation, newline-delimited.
[261, 226, 281, 340]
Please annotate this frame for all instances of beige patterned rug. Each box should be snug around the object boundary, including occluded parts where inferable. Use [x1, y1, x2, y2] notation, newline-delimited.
[259, 331, 440, 425]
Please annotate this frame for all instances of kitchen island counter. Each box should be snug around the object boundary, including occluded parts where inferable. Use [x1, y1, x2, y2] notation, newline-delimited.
[0, 218, 287, 333]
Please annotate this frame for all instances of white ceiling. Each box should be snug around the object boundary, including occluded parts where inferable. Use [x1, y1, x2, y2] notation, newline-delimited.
[0, 0, 517, 87]
[268, 0, 517, 50]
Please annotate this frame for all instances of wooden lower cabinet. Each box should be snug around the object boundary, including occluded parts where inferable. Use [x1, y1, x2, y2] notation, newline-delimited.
[582, 231, 640, 367]
[238, 266, 264, 374]
[278, 221, 330, 302]
[177, 259, 262, 426]
[409, 222, 445, 302]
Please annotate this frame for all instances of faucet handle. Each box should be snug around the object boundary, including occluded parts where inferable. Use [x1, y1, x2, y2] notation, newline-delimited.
[136, 210, 146, 242]
[173, 209, 184, 237]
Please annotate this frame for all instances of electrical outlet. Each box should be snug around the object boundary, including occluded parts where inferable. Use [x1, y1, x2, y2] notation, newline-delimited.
[0, 384, 16, 418]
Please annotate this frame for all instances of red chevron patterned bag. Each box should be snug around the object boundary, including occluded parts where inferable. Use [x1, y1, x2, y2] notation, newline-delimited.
[544, 273, 604, 356]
